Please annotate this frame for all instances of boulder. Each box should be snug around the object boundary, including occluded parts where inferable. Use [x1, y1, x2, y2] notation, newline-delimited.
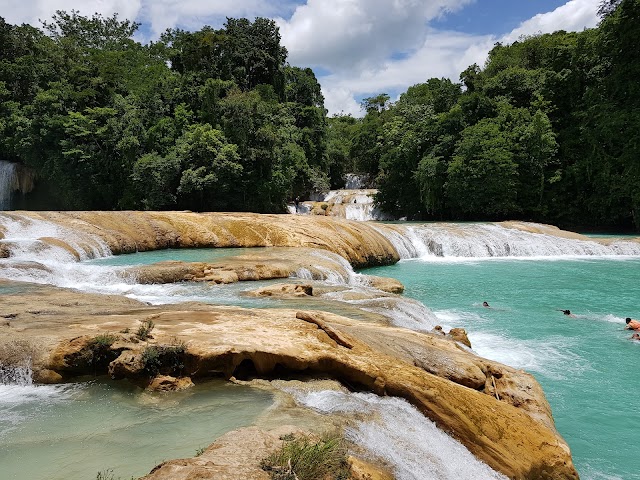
[146, 375, 194, 392]
[247, 283, 313, 297]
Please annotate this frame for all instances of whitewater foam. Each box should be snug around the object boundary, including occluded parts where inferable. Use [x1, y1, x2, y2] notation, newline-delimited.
[467, 331, 590, 380]
[371, 223, 640, 260]
[292, 390, 507, 480]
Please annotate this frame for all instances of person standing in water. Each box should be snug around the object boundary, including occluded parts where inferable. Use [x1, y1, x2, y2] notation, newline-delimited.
[625, 317, 640, 330]
[294, 196, 300, 213]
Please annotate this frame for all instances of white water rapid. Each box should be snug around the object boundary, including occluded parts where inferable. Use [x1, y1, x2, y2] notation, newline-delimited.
[374, 223, 640, 260]
[292, 389, 507, 480]
[289, 188, 393, 221]
[0, 161, 18, 210]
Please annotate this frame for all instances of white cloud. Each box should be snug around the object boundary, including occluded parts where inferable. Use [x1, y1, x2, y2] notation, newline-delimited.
[138, 0, 297, 38]
[503, 0, 599, 43]
[0, 0, 142, 26]
[0, 0, 601, 116]
[307, 0, 600, 115]
[278, 0, 474, 71]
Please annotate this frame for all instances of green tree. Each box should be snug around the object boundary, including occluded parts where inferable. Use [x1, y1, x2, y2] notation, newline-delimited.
[446, 119, 518, 218]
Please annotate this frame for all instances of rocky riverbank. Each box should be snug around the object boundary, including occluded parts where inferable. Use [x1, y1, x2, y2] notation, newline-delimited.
[0, 280, 577, 479]
[0, 211, 590, 479]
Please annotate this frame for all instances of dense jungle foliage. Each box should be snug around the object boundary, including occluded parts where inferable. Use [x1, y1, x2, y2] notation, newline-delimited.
[334, 0, 639, 230]
[1, 0, 638, 230]
[0, 12, 328, 212]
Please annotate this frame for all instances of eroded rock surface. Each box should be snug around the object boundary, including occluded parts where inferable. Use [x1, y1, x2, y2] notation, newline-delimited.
[0, 284, 578, 479]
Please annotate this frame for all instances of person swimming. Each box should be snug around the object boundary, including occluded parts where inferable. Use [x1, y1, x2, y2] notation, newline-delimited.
[559, 309, 577, 318]
[482, 301, 490, 308]
[625, 317, 640, 330]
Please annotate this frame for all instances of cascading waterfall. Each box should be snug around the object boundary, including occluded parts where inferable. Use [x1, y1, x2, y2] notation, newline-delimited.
[291, 389, 507, 480]
[0, 361, 33, 386]
[0, 161, 18, 211]
[290, 188, 393, 221]
[0, 214, 126, 292]
[374, 223, 640, 259]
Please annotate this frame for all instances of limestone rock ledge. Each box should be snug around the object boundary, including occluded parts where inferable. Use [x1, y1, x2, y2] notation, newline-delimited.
[0, 284, 578, 479]
[0, 211, 401, 268]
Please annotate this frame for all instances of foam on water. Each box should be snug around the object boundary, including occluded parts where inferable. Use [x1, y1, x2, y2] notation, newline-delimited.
[326, 290, 439, 330]
[467, 332, 590, 380]
[292, 390, 507, 480]
[372, 223, 640, 260]
[0, 362, 82, 437]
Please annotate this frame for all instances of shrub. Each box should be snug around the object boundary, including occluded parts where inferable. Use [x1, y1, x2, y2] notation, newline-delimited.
[75, 333, 119, 373]
[93, 333, 118, 347]
[261, 432, 350, 480]
[136, 319, 155, 340]
[140, 341, 187, 376]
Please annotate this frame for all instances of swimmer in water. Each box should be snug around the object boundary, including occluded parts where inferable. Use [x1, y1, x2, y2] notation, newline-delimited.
[482, 301, 490, 308]
[625, 317, 640, 331]
[559, 309, 577, 318]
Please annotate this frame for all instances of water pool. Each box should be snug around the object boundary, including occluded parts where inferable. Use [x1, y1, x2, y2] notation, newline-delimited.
[365, 257, 640, 480]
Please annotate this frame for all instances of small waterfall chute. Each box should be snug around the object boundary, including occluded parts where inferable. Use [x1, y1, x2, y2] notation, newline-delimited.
[0, 161, 18, 211]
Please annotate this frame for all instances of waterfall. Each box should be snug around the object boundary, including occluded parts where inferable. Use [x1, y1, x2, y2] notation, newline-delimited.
[0, 361, 33, 386]
[343, 173, 370, 189]
[0, 214, 117, 289]
[294, 189, 393, 221]
[0, 161, 18, 211]
[291, 389, 507, 480]
[373, 223, 640, 259]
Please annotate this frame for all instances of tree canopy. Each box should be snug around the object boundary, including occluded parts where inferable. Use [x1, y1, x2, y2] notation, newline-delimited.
[2, 1, 640, 231]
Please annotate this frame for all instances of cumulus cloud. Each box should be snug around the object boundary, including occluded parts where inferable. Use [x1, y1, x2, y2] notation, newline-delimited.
[1, 0, 601, 115]
[278, 0, 473, 71]
[1, 0, 296, 37]
[138, 0, 298, 38]
[310, 0, 600, 115]
[1, 0, 142, 26]
[503, 0, 600, 43]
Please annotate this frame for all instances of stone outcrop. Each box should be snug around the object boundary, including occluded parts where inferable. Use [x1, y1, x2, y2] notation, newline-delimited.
[147, 375, 194, 392]
[0, 211, 401, 268]
[141, 423, 393, 480]
[0, 283, 578, 479]
[247, 283, 314, 297]
[141, 425, 300, 480]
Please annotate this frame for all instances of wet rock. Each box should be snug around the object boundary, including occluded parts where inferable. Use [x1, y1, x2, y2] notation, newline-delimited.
[247, 283, 313, 297]
[362, 275, 405, 294]
[146, 375, 194, 392]
[448, 327, 472, 348]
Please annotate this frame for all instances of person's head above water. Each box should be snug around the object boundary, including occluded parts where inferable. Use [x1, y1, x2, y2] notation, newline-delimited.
[563, 310, 571, 315]
[627, 317, 632, 324]
[482, 301, 489, 307]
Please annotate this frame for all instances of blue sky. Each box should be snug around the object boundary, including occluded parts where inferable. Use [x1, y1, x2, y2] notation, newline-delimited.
[2, 0, 600, 115]
[433, 0, 573, 35]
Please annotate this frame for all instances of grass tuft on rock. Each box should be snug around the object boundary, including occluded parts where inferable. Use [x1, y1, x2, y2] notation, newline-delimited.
[261, 432, 350, 480]
[141, 340, 187, 377]
[136, 318, 155, 340]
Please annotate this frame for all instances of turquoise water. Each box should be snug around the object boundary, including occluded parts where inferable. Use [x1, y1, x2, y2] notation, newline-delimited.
[0, 378, 273, 480]
[87, 247, 252, 266]
[366, 257, 640, 480]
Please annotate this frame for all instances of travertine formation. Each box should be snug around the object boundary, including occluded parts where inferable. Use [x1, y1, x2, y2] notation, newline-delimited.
[0, 211, 590, 479]
[0, 282, 577, 479]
